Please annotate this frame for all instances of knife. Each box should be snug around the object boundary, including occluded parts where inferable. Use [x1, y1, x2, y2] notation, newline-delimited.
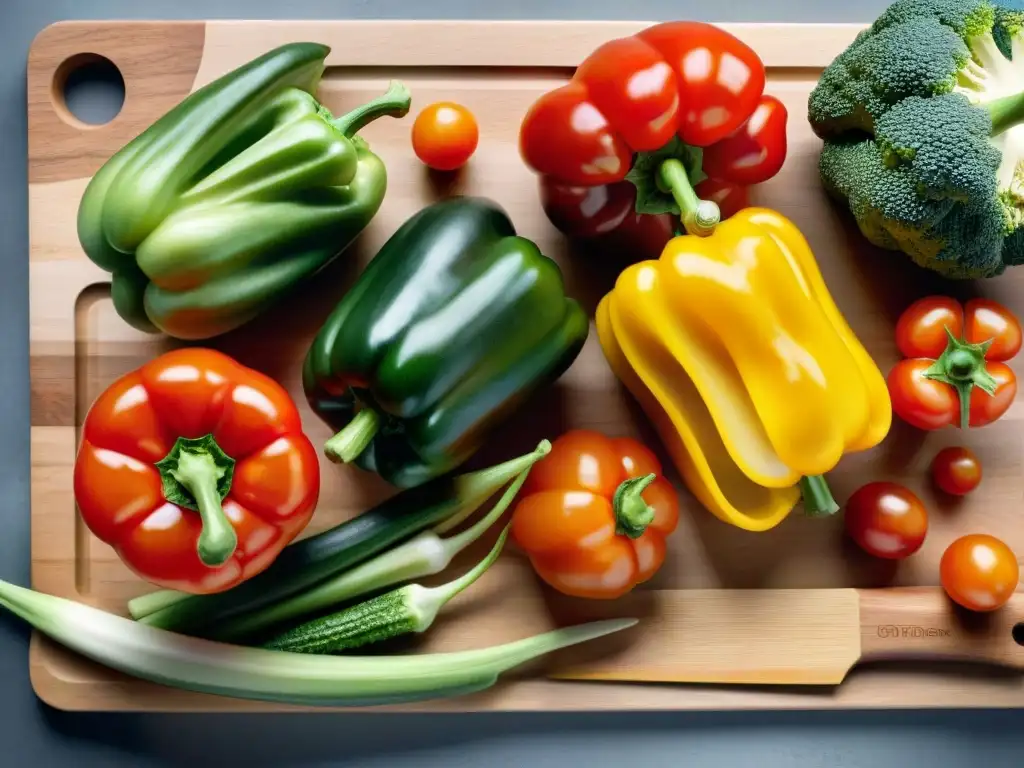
[546, 588, 1024, 685]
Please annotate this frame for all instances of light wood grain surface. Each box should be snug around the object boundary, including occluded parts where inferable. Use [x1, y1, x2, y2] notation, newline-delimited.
[27, 19, 1024, 712]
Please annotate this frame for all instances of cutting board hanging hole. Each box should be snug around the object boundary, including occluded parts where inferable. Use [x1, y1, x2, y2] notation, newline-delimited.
[51, 53, 124, 128]
[1012, 622, 1024, 647]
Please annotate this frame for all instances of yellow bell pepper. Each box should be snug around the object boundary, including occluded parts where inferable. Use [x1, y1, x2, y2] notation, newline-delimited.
[596, 196, 891, 532]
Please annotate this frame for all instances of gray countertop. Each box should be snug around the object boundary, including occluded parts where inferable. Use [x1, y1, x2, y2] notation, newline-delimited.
[3, 1, 1023, 765]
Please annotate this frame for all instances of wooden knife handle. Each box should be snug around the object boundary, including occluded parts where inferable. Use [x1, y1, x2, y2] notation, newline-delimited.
[858, 588, 1024, 669]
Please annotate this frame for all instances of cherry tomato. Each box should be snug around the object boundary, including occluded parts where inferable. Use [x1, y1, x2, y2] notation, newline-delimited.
[931, 446, 982, 495]
[964, 298, 1022, 361]
[844, 481, 928, 560]
[887, 358, 1016, 430]
[895, 296, 963, 359]
[968, 361, 1017, 427]
[886, 359, 959, 430]
[412, 102, 479, 171]
[940, 533, 1019, 612]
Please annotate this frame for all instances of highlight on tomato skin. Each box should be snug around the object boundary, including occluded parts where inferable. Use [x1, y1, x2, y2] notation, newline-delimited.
[843, 481, 928, 561]
[940, 533, 1019, 613]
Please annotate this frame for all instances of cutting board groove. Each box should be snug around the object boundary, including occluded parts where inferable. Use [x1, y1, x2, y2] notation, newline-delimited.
[27, 19, 1024, 712]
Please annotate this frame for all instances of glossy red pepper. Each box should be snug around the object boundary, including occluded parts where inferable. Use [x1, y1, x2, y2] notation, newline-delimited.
[520, 21, 787, 258]
[74, 348, 320, 594]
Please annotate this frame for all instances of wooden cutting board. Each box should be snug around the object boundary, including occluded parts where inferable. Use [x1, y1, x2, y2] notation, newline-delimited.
[27, 19, 1024, 712]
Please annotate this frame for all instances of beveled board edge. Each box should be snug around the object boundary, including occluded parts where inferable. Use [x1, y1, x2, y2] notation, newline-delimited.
[31, 19, 1023, 714]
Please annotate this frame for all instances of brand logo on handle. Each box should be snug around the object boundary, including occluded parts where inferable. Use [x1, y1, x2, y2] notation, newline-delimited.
[877, 625, 952, 638]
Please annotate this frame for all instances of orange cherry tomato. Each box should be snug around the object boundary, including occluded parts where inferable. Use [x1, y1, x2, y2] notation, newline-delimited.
[411, 101, 479, 171]
[931, 446, 982, 496]
[511, 430, 680, 600]
[844, 482, 928, 560]
[940, 534, 1019, 612]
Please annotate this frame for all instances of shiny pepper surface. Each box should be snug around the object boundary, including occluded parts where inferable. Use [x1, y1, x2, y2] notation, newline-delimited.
[597, 206, 892, 531]
[77, 42, 410, 340]
[74, 349, 320, 593]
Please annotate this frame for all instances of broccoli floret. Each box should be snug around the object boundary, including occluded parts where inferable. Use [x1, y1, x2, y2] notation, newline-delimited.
[808, 0, 1024, 279]
[808, 19, 973, 135]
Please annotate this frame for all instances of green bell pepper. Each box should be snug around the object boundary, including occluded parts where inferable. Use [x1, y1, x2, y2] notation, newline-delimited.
[302, 197, 589, 488]
[77, 42, 411, 340]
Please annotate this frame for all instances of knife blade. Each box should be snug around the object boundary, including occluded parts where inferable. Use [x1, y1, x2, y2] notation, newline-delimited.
[546, 588, 1024, 685]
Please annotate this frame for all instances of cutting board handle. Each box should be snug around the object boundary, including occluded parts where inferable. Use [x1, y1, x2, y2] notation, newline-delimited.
[858, 588, 1024, 669]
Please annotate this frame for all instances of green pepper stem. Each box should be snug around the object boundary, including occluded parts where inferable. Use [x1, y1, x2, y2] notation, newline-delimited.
[155, 435, 238, 567]
[658, 158, 720, 236]
[324, 408, 381, 464]
[799, 475, 839, 517]
[331, 80, 412, 137]
[612, 474, 657, 539]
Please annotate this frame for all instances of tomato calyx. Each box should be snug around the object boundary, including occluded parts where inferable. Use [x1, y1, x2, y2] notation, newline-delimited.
[155, 434, 238, 567]
[923, 328, 999, 430]
[799, 474, 840, 517]
[612, 472, 657, 539]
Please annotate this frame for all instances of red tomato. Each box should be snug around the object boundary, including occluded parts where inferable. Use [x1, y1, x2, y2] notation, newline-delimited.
[412, 102, 479, 171]
[940, 534, 1019, 612]
[931, 446, 982, 495]
[895, 296, 963, 359]
[965, 298, 1022, 360]
[968, 361, 1017, 427]
[844, 482, 928, 560]
[884, 296, 1019, 434]
[886, 359, 960, 430]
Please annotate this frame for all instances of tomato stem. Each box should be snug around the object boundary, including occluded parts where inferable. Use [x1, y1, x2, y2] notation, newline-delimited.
[612, 473, 657, 539]
[325, 407, 381, 464]
[799, 475, 839, 517]
[922, 327, 998, 430]
[155, 435, 238, 567]
[658, 158, 720, 237]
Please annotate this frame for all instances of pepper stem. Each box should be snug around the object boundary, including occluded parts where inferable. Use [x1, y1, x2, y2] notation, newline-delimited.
[154, 435, 238, 567]
[799, 475, 839, 517]
[658, 158, 720, 237]
[612, 473, 657, 539]
[324, 408, 381, 464]
[331, 80, 412, 137]
[922, 327, 998, 430]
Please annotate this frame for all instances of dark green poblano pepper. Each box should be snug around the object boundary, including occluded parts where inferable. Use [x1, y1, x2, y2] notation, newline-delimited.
[77, 42, 411, 340]
[303, 197, 589, 489]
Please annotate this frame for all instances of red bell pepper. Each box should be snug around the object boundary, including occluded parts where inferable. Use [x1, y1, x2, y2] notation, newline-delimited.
[520, 21, 788, 257]
[73, 348, 320, 594]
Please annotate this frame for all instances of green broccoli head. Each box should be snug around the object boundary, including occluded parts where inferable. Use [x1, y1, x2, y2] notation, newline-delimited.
[809, 0, 1024, 279]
